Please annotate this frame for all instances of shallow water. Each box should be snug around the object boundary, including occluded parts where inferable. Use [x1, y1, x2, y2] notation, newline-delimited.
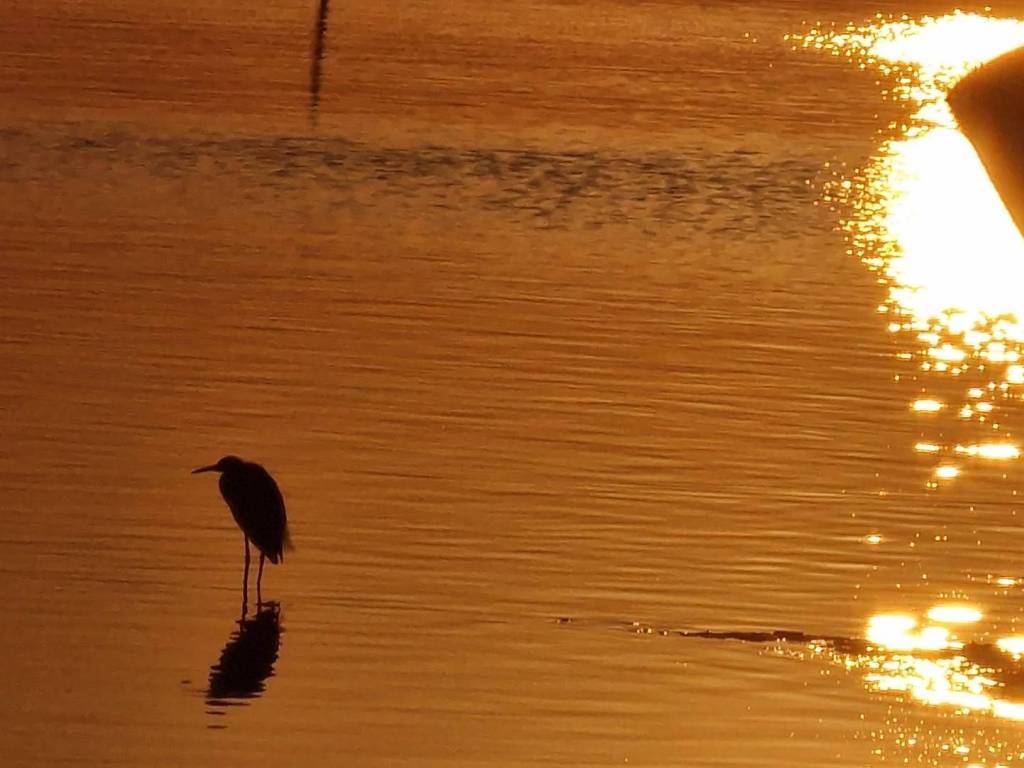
[6, 1, 1024, 766]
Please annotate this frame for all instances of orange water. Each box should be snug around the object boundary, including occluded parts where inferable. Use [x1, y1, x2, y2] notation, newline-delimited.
[5, 2, 1024, 766]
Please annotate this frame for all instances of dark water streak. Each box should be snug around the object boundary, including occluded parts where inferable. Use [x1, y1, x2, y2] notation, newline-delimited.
[0, 128, 821, 234]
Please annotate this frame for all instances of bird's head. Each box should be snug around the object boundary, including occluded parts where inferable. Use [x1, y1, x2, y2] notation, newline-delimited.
[192, 455, 246, 475]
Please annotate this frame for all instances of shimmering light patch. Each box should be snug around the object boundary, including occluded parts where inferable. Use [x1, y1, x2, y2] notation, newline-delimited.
[810, 607, 1024, 725]
[914, 441, 940, 453]
[934, 465, 959, 479]
[997, 577, 1018, 587]
[976, 401, 994, 413]
[865, 533, 883, 544]
[927, 605, 982, 624]
[793, 13, 1024, 406]
[797, 14, 1014, 63]
[956, 442, 1020, 459]
[929, 344, 965, 362]
[993, 701, 1024, 721]
[997, 637, 1024, 658]
[912, 399, 943, 412]
[967, 387, 984, 398]
[867, 613, 957, 651]
[868, 122, 1024, 330]
[986, 342, 1019, 362]
[864, 656, 994, 713]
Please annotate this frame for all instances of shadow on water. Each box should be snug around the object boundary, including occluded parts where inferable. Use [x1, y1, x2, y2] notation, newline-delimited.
[206, 602, 283, 724]
[309, 0, 330, 126]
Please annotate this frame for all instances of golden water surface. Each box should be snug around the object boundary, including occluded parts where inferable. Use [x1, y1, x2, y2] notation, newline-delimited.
[6, 1, 1024, 766]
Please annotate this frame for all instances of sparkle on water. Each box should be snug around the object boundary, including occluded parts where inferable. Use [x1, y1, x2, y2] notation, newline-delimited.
[956, 442, 1020, 460]
[809, 607, 1024, 725]
[926, 605, 982, 624]
[792, 10, 1024, 755]
[795, 12, 1024, 487]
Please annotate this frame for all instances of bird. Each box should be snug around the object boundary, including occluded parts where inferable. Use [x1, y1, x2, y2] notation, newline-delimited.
[193, 455, 290, 608]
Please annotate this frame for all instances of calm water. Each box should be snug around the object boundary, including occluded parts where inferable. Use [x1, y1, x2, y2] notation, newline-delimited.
[6, 1, 1024, 765]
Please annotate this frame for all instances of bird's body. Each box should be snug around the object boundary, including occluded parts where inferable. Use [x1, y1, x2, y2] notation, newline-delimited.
[193, 455, 290, 608]
[218, 461, 287, 564]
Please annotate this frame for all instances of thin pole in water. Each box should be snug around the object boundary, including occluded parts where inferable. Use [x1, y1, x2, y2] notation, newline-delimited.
[309, 0, 331, 126]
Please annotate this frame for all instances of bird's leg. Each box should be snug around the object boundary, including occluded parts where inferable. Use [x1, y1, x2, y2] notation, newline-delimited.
[256, 552, 266, 607]
[241, 536, 251, 617]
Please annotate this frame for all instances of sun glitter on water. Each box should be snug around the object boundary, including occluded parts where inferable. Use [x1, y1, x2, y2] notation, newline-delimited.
[792, 12, 1024, 482]
[806, 607, 1024, 725]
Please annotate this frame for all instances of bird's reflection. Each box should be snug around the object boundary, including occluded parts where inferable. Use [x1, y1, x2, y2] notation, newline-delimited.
[206, 602, 283, 715]
[309, 0, 330, 125]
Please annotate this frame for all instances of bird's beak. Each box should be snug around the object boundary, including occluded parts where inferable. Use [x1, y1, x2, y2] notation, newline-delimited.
[192, 464, 218, 474]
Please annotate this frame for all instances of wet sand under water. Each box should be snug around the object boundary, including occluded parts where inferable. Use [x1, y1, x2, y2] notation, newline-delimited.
[5, 1, 1024, 766]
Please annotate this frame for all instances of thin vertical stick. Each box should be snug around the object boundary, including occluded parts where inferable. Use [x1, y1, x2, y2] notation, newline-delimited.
[256, 553, 266, 607]
[309, 0, 331, 125]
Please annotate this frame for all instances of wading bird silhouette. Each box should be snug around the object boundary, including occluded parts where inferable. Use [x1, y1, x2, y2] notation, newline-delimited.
[193, 456, 290, 610]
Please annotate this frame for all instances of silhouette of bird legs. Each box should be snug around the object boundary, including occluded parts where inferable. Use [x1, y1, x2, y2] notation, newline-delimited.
[256, 552, 266, 607]
[241, 536, 251, 617]
[239, 536, 270, 617]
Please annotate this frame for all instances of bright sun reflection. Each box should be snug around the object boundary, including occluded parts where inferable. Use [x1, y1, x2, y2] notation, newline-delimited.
[794, 12, 1024, 478]
[794, 14, 1024, 742]
[956, 442, 1020, 459]
[867, 613, 957, 651]
[846, 21, 1024, 328]
[997, 636, 1024, 658]
[811, 607, 1024, 724]
[927, 605, 982, 624]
